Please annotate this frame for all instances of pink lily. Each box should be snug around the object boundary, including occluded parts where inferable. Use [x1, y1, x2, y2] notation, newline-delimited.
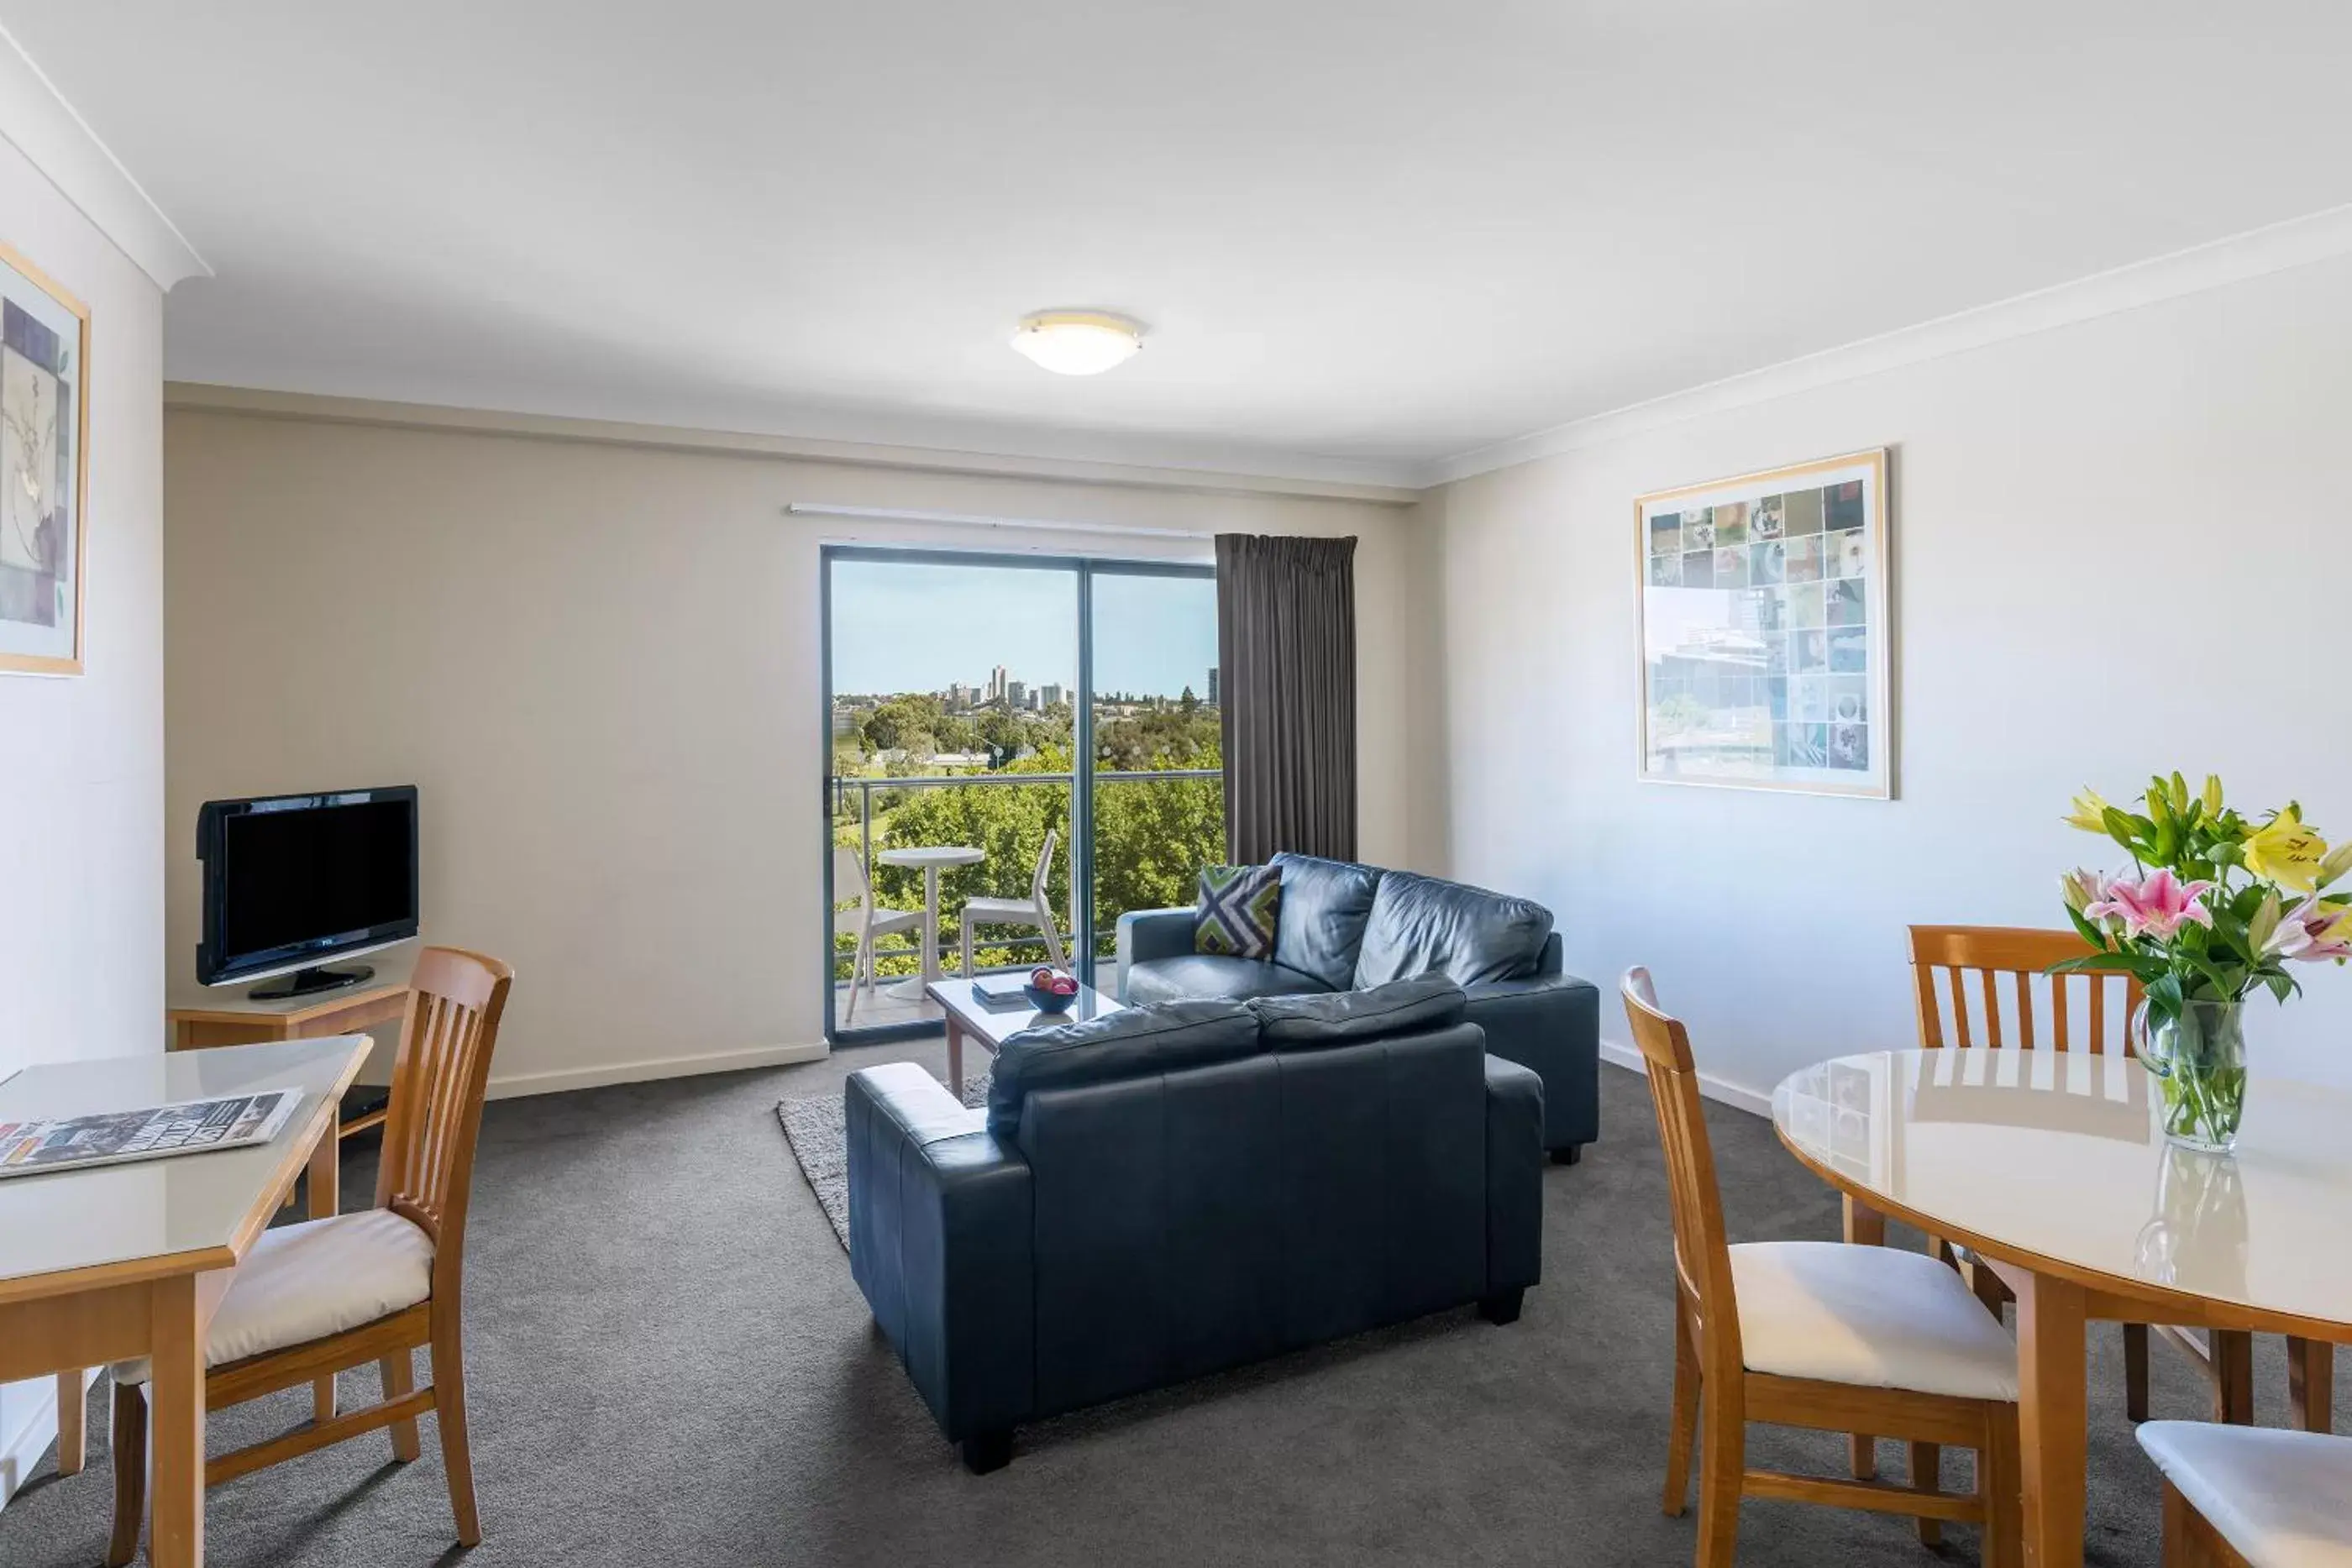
[2262, 897, 2352, 963]
[2084, 868, 2214, 941]
[2060, 868, 2108, 915]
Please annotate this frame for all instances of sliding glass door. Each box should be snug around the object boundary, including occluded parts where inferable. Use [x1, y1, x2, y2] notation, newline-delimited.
[822, 547, 1219, 1042]
[1084, 569, 1223, 966]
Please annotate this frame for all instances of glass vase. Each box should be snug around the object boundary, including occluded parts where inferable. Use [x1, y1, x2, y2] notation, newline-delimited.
[2132, 999, 2248, 1155]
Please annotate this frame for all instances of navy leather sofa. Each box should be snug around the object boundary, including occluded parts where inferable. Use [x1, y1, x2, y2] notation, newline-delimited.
[844, 978, 1545, 1471]
[1116, 852, 1600, 1162]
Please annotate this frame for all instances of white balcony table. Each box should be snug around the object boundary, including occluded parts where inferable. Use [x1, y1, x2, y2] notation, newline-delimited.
[1772, 1047, 2352, 1568]
[0, 1036, 369, 1568]
[875, 844, 984, 999]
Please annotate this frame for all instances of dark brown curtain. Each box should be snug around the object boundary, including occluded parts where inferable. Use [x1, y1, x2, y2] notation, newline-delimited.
[1215, 534, 1357, 864]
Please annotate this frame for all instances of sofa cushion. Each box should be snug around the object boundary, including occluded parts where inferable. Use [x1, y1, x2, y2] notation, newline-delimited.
[1194, 863, 1281, 961]
[1268, 852, 1383, 990]
[1248, 974, 1468, 1047]
[1353, 869, 1554, 988]
[987, 999, 1262, 1137]
[1124, 954, 1331, 1007]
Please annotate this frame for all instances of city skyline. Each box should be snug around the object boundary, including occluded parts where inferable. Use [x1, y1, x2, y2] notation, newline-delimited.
[830, 559, 1218, 700]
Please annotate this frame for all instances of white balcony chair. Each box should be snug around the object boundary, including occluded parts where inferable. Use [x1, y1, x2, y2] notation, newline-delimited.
[959, 829, 1068, 977]
[835, 846, 922, 1025]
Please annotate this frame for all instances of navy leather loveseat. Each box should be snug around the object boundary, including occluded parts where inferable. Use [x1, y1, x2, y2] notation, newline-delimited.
[844, 978, 1545, 1471]
[1116, 853, 1600, 1162]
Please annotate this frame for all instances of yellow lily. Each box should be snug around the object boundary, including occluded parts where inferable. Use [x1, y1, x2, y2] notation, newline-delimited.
[2063, 787, 2112, 835]
[2244, 806, 2329, 894]
[2201, 774, 2224, 818]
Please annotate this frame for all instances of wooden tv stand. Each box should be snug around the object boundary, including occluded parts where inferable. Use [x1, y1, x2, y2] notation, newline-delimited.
[165, 959, 413, 1140]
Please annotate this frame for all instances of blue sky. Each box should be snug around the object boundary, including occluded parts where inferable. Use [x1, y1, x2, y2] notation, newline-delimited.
[831, 559, 1218, 699]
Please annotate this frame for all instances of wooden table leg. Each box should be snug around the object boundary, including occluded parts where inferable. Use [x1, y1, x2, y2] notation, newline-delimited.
[2288, 1338, 2334, 1433]
[2014, 1270, 2089, 1568]
[55, 1369, 85, 1475]
[1843, 1195, 1887, 1480]
[148, 1275, 206, 1568]
[945, 1015, 965, 1094]
[2209, 1330, 2254, 1425]
[307, 1127, 339, 1424]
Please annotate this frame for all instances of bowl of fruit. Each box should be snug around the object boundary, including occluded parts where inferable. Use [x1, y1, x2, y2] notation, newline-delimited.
[1024, 967, 1081, 1015]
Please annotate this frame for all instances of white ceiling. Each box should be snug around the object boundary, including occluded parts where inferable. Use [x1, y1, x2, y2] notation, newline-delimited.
[8, 1, 2352, 485]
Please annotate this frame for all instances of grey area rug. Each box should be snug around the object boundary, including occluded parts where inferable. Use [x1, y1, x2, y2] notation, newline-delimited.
[777, 1074, 990, 1248]
[8, 1051, 2340, 1568]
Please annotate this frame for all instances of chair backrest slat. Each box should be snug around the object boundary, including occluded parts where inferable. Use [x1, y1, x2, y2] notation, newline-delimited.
[1620, 969, 1742, 1383]
[1907, 925, 2140, 1057]
[832, 846, 871, 909]
[375, 947, 515, 1296]
[1031, 828, 1059, 907]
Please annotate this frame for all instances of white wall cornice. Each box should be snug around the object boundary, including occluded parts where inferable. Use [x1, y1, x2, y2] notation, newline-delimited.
[0, 22, 208, 291]
[1423, 201, 2352, 487]
[163, 382, 1424, 506]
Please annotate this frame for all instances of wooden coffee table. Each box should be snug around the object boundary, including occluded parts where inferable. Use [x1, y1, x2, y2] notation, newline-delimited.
[927, 976, 1123, 1092]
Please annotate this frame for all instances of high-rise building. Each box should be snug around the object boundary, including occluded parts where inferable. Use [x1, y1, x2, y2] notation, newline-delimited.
[989, 665, 1009, 703]
[1206, 666, 1220, 705]
[1040, 683, 1065, 709]
[1006, 679, 1026, 710]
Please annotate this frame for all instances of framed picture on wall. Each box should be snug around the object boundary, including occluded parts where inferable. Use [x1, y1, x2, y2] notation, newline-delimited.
[0, 240, 90, 676]
[1635, 448, 1892, 798]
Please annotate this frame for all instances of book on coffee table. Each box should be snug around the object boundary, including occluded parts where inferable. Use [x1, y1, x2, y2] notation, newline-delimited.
[969, 973, 1037, 1010]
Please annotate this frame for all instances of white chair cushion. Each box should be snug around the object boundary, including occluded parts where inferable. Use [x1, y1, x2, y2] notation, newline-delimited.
[1730, 1240, 2019, 1402]
[962, 898, 1047, 921]
[114, 1209, 433, 1384]
[2139, 1421, 2352, 1567]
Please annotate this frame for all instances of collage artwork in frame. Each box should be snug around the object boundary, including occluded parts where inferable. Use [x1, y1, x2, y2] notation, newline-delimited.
[1636, 448, 1890, 798]
[0, 240, 90, 675]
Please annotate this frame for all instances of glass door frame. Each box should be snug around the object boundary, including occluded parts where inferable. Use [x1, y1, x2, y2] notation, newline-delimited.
[820, 543, 1215, 1044]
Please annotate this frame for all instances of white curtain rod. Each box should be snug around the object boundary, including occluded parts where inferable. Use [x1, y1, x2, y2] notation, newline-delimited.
[783, 502, 1210, 541]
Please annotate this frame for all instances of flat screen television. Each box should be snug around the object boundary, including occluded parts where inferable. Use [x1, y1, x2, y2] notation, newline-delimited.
[197, 785, 420, 998]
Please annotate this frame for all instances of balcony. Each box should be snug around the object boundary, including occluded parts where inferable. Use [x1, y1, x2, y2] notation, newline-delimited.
[831, 768, 1222, 1034]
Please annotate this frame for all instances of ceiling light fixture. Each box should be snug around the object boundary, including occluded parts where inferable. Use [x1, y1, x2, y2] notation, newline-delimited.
[1010, 310, 1146, 375]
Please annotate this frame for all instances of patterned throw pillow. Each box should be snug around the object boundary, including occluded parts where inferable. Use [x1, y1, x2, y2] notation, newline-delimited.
[1194, 864, 1282, 961]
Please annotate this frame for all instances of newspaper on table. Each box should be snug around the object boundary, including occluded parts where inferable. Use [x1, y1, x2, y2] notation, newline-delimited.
[0, 1089, 302, 1178]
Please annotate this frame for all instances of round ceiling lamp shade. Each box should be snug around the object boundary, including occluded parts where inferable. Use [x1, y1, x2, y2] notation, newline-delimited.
[1010, 311, 1146, 375]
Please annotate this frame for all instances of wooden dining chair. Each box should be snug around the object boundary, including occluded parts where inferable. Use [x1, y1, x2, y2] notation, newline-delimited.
[106, 947, 514, 1565]
[1903, 926, 2336, 1438]
[2138, 1421, 2352, 1566]
[1622, 968, 2023, 1568]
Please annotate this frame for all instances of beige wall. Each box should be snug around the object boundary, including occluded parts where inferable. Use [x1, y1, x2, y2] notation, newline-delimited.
[1426, 249, 2352, 1102]
[0, 139, 166, 1501]
[163, 404, 1429, 1095]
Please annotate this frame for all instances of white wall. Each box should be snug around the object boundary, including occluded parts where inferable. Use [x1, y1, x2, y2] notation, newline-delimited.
[1429, 249, 2352, 1103]
[161, 402, 1428, 1096]
[0, 138, 166, 1502]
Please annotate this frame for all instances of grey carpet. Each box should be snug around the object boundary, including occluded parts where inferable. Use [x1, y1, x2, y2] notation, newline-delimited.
[3, 1044, 2338, 1567]
[775, 1074, 990, 1248]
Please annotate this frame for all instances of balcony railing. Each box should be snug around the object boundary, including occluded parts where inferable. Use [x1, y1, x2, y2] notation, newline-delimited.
[830, 768, 1222, 1000]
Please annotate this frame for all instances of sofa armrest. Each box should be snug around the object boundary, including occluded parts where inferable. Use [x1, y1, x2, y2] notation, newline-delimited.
[1483, 1056, 1545, 1293]
[1462, 971, 1601, 1152]
[1114, 906, 1198, 998]
[845, 1063, 1035, 1441]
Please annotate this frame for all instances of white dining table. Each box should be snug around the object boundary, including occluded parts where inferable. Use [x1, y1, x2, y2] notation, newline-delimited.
[1773, 1047, 2352, 1568]
[876, 844, 984, 999]
[0, 1036, 370, 1568]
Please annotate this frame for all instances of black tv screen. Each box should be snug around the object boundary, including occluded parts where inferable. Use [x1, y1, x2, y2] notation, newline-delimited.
[198, 787, 419, 985]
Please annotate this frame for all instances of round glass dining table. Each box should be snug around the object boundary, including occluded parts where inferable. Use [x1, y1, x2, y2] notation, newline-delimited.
[1772, 1047, 2352, 1568]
